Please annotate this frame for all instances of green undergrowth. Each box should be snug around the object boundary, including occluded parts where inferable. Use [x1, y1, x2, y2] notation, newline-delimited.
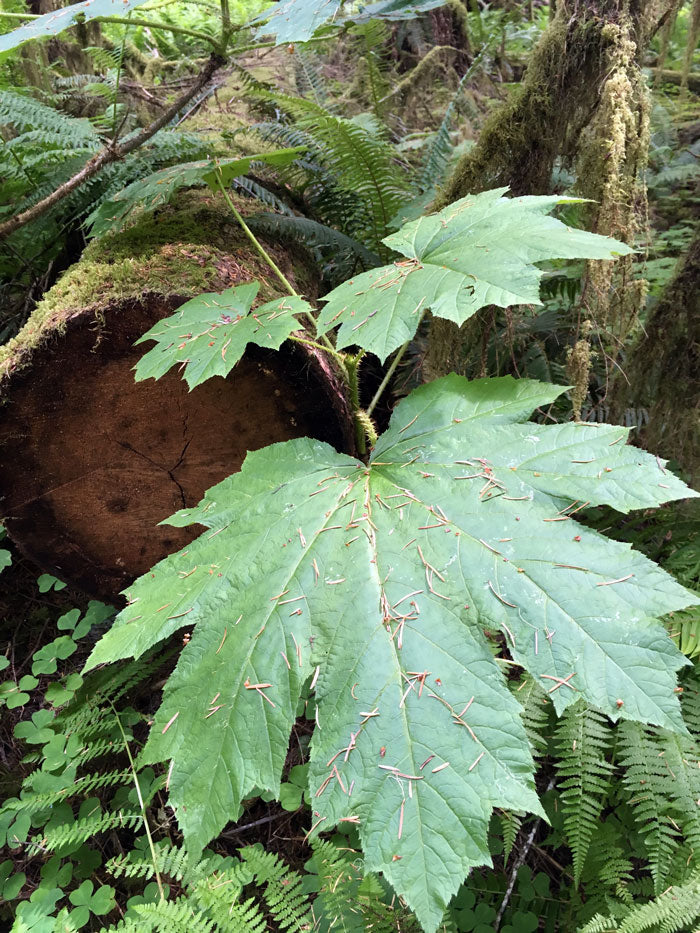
[0, 191, 314, 382]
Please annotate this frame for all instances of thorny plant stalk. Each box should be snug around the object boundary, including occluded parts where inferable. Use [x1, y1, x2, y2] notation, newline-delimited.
[344, 351, 377, 455]
[214, 170, 389, 455]
[109, 701, 166, 902]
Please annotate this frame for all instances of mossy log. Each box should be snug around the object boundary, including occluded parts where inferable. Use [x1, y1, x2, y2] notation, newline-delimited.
[0, 192, 353, 600]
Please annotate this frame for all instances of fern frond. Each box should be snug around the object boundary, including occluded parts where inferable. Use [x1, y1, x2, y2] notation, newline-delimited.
[555, 701, 613, 884]
[240, 844, 312, 929]
[195, 894, 267, 933]
[0, 88, 99, 147]
[130, 898, 216, 932]
[512, 673, 551, 757]
[5, 769, 131, 817]
[108, 842, 223, 886]
[616, 871, 700, 933]
[578, 914, 619, 933]
[617, 722, 682, 893]
[498, 810, 522, 864]
[232, 177, 296, 214]
[39, 810, 141, 851]
[247, 212, 379, 283]
[582, 823, 635, 907]
[249, 93, 411, 255]
[682, 669, 700, 739]
[420, 47, 488, 193]
[294, 49, 329, 108]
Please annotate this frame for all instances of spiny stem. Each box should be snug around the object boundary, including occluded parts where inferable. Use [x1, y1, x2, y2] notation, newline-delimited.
[346, 352, 377, 455]
[109, 702, 165, 901]
[214, 171, 341, 360]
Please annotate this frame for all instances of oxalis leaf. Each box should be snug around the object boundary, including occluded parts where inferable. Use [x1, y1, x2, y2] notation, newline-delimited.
[316, 189, 635, 361]
[133, 283, 314, 390]
[85, 375, 698, 931]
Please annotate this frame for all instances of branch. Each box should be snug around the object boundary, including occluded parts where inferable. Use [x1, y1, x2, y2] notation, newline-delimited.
[0, 53, 225, 240]
[94, 14, 221, 48]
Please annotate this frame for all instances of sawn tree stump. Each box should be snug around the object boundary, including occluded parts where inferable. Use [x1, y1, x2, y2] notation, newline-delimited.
[0, 192, 353, 600]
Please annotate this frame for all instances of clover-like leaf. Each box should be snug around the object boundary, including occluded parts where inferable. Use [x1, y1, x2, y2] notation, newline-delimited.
[37, 573, 66, 593]
[69, 879, 116, 928]
[317, 189, 634, 361]
[86, 376, 697, 931]
[14, 709, 55, 745]
[134, 283, 314, 390]
[0, 549, 10, 572]
[31, 635, 77, 676]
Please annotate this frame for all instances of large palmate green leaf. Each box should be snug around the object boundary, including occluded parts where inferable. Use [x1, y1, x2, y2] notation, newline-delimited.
[134, 283, 313, 389]
[0, 0, 151, 58]
[86, 375, 697, 931]
[86, 148, 304, 238]
[254, 0, 343, 44]
[253, 0, 447, 44]
[317, 189, 634, 361]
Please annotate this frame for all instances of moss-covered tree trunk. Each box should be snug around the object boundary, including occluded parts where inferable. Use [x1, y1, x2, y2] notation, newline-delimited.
[0, 193, 354, 599]
[424, 0, 676, 382]
[612, 230, 700, 481]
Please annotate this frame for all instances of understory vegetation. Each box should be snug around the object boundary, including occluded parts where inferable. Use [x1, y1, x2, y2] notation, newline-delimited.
[0, 0, 699, 930]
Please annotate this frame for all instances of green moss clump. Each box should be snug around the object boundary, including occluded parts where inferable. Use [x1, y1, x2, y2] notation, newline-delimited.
[0, 191, 312, 380]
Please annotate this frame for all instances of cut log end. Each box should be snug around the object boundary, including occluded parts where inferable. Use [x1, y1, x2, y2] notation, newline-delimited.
[0, 196, 353, 600]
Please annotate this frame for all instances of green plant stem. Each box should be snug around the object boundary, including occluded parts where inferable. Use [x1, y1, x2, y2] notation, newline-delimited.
[220, 0, 231, 31]
[216, 176, 298, 295]
[94, 15, 219, 48]
[366, 341, 409, 417]
[112, 18, 130, 143]
[289, 333, 336, 354]
[366, 310, 426, 417]
[109, 703, 165, 901]
[0, 10, 40, 18]
[214, 172, 342, 360]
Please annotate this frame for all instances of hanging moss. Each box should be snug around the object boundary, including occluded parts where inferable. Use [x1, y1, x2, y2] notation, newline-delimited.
[0, 190, 315, 381]
[432, 10, 608, 206]
[575, 12, 651, 403]
[425, 0, 678, 384]
[566, 321, 594, 421]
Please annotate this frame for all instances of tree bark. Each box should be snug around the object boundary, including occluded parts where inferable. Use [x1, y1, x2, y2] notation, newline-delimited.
[0, 193, 353, 599]
[613, 230, 700, 481]
[424, 0, 677, 382]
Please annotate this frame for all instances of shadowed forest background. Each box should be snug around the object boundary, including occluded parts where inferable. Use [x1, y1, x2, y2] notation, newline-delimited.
[0, 0, 698, 929]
